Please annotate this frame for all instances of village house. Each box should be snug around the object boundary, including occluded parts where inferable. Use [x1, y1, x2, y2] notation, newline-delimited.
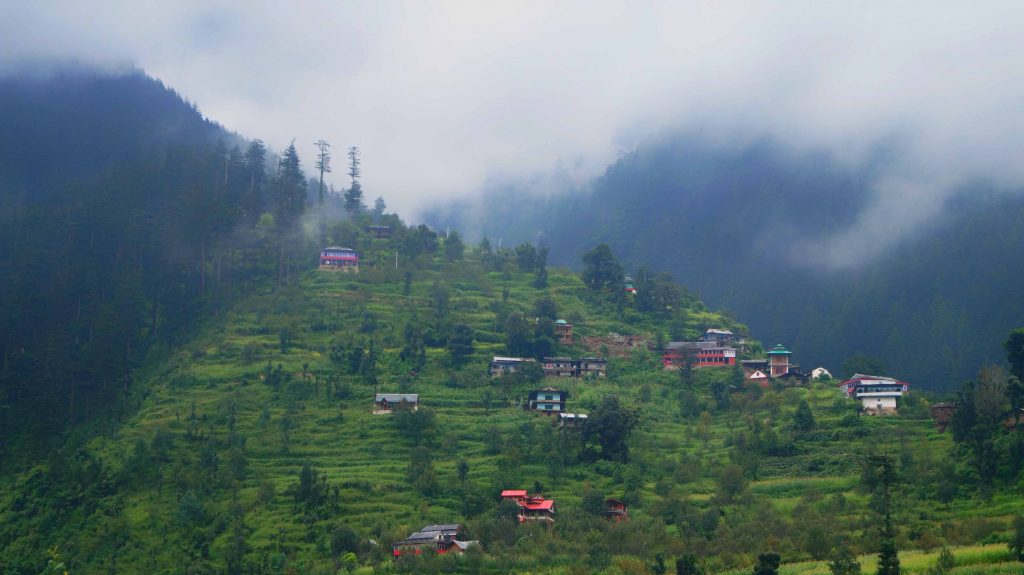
[739, 344, 809, 385]
[557, 412, 587, 429]
[579, 357, 608, 377]
[775, 369, 811, 386]
[542, 357, 578, 378]
[745, 369, 770, 387]
[767, 344, 794, 377]
[528, 387, 567, 413]
[811, 367, 833, 380]
[373, 393, 418, 415]
[554, 319, 574, 345]
[604, 498, 628, 522]
[501, 490, 556, 523]
[839, 374, 909, 414]
[366, 225, 391, 239]
[489, 356, 536, 377]
[319, 246, 359, 272]
[663, 341, 737, 369]
[391, 524, 479, 557]
[701, 328, 739, 345]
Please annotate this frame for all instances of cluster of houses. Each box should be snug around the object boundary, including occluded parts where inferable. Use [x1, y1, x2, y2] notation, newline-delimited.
[488, 356, 608, 378]
[392, 524, 479, 557]
[739, 344, 811, 386]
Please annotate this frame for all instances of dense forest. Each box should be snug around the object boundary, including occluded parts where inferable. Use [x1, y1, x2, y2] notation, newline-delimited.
[0, 68, 369, 458]
[425, 135, 1024, 392]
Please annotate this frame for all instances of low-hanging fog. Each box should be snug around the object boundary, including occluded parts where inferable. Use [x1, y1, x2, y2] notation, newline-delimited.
[3, 1, 1023, 268]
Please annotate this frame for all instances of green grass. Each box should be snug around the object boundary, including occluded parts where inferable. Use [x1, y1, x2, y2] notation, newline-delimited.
[2, 248, 1020, 575]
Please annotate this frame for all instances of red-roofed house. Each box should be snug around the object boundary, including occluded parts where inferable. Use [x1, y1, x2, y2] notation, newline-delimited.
[500, 490, 556, 523]
[604, 498, 628, 522]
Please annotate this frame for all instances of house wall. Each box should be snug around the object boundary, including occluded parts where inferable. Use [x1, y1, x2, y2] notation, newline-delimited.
[861, 396, 898, 412]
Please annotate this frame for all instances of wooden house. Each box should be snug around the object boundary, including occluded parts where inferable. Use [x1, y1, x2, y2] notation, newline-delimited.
[579, 357, 608, 377]
[554, 319, 574, 345]
[604, 498, 628, 522]
[489, 356, 536, 377]
[367, 225, 391, 239]
[746, 369, 770, 387]
[839, 374, 909, 414]
[501, 490, 556, 523]
[392, 524, 479, 556]
[319, 246, 359, 272]
[542, 357, 577, 378]
[373, 393, 419, 414]
[528, 387, 567, 413]
[775, 369, 810, 386]
[663, 341, 736, 369]
[767, 344, 794, 377]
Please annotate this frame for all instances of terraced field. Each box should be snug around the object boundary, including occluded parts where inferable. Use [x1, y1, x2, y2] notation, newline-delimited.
[4, 250, 1020, 574]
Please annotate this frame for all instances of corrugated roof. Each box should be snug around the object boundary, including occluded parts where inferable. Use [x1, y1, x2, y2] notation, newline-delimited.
[375, 393, 418, 403]
[420, 524, 461, 534]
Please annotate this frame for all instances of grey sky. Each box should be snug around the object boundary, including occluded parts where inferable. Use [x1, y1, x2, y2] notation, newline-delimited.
[3, 1, 1023, 266]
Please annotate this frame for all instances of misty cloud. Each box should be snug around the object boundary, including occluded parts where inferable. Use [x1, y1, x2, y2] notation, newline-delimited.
[3, 1, 1023, 267]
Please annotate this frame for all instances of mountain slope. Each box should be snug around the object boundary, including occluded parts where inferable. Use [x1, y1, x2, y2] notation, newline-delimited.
[2, 243, 1017, 574]
[0, 67, 271, 453]
[427, 135, 1024, 390]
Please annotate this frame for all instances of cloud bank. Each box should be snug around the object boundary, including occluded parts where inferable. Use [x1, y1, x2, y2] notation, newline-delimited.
[3, 1, 1023, 266]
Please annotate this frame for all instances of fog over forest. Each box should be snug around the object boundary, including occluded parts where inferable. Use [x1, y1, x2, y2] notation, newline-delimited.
[3, 1, 1024, 269]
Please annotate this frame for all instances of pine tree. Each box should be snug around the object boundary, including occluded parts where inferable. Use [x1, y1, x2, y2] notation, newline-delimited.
[313, 139, 331, 204]
[343, 146, 364, 213]
[793, 399, 816, 433]
[868, 454, 901, 575]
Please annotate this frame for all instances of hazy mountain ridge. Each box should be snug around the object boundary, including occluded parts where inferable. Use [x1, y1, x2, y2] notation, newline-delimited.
[0, 67, 229, 203]
[426, 135, 1024, 391]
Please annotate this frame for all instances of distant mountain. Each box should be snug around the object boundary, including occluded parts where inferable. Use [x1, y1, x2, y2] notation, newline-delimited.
[0, 67, 229, 204]
[426, 134, 1024, 391]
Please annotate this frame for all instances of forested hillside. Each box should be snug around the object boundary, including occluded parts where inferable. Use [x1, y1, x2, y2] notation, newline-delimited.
[1, 67, 1023, 575]
[426, 135, 1024, 391]
[0, 68, 315, 457]
[2, 228, 1022, 575]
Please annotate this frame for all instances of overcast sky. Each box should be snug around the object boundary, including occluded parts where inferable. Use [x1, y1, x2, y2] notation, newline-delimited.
[3, 1, 1023, 265]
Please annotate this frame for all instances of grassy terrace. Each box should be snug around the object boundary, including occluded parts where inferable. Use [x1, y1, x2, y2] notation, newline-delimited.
[4, 246, 1020, 575]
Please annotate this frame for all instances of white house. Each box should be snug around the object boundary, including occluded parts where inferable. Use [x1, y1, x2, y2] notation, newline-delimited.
[839, 374, 909, 414]
[811, 367, 832, 380]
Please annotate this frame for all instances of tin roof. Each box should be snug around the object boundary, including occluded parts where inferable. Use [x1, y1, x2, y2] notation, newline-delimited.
[375, 393, 419, 403]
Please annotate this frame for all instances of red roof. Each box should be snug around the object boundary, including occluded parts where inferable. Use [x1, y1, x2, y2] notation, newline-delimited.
[501, 490, 527, 498]
[520, 498, 555, 510]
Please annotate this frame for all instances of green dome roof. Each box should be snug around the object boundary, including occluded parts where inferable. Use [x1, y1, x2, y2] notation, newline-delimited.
[767, 344, 792, 355]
